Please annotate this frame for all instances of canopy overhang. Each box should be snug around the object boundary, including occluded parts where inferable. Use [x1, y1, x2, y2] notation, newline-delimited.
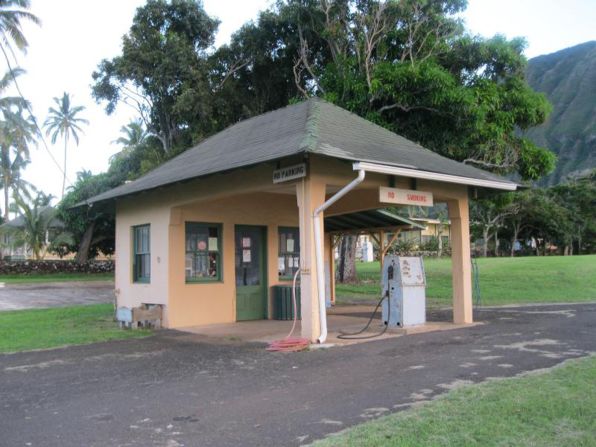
[353, 161, 518, 191]
[324, 209, 426, 233]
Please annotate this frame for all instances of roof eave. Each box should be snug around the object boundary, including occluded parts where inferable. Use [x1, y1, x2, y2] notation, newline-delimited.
[353, 161, 518, 191]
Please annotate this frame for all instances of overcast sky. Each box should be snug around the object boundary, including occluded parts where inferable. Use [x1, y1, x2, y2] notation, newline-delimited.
[9, 0, 596, 202]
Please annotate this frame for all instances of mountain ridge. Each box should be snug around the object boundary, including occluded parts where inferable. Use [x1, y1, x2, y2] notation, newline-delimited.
[525, 41, 596, 185]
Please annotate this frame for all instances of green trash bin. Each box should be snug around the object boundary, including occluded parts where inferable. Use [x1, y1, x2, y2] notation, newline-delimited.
[272, 285, 301, 320]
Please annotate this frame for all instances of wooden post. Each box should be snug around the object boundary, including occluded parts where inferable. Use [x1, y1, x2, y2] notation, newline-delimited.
[383, 230, 401, 259]
[327, 233, 336, 305]
[379, 230, 385, 268]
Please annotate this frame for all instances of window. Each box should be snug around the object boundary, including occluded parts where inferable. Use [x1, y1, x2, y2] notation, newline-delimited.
[185, 222, 222, 282]
[133, 224, 150, 283]
[278, 227, 299, 279]
[441, 235, 450, 247]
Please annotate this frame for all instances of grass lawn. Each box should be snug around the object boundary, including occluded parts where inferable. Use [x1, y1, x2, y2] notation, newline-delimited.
[311, 356, 596, 447]
[0, 272, 114, 284]
[336, 255, 596, 307]
[0, 303, 150, 353]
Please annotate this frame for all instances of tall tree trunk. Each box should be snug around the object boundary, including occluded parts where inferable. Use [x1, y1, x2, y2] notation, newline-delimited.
[578, 233, 582, 255]
[61, 136, 68, 198]
[482, 228, 489, 257]
[337, 235, 357, 283]
[75, 222, 95, 264]
[3, 175, 9, 222]
[510, 224, 519, 257]
[494, 230, 499, 257]
[576, 224, 583, 255]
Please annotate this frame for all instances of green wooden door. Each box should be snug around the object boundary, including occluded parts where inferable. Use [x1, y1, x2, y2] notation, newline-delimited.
[235, 225, 267, 321]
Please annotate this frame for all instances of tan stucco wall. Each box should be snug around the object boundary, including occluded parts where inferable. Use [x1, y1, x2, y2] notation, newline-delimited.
[115, 200, 171, 324]
[114, 162, 298, 328]
[167, 192, 299, 328]
[114, 154, 473, 333]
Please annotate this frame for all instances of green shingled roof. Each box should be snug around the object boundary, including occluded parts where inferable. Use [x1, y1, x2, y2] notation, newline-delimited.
[86, 98, 516, 204]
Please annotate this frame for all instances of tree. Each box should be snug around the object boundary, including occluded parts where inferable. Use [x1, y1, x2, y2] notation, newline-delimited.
[0, 94, 36, 221]
[0, 142, 29, 220]
[112, 118, 147, 148]
[203, 0, 556, 276]
[0, 0, 40, 64]
[337, 235, 357, 283]
[43, 92, 88, 198]
[503, 190, 534, 257]
[549, 172, 596, 254]
[108, 118, 165, 181]
[471, 194, 516, 257]
[0, 66, 26, 112]
[92, 0, 220, 154]
[90, 0, 561, 273]
[203, 1, 555, 180]
[55, 170, 120, 263]
[11, 188, 53, 260]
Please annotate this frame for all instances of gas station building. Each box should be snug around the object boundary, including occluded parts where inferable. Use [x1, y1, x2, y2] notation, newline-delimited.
[86, 99, 517, 343]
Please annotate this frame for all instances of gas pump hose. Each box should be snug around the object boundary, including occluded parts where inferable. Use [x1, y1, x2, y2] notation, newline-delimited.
[337, 291, 390, 340]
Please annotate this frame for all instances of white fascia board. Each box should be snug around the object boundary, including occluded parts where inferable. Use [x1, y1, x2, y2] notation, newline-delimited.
[353, 161, 517, 191]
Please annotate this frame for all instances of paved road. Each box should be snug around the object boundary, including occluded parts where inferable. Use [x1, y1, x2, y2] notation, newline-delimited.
[0, 281, 114, 311]
[1, 303, 594, 447]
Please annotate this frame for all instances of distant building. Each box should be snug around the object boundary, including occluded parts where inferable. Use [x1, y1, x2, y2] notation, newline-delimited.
[0, 207, 65, 260]
[409, 217, 451, 248]
[355, 235, 374, 262]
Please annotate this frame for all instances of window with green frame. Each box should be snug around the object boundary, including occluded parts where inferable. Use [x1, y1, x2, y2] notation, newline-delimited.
[132, 224, 150, 283]
[278, 227, 299, 279]
[185, 222, 222, 282]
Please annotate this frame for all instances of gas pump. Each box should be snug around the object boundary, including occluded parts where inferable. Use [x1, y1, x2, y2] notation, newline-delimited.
[381, 256, 426, 327]
[338, 255, 427, 339]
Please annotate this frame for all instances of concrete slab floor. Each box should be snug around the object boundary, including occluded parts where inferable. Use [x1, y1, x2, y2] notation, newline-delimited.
[179, 304, 479, 346]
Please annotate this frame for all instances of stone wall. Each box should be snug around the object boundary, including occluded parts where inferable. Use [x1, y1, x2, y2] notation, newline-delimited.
[0, 260, 114, 275]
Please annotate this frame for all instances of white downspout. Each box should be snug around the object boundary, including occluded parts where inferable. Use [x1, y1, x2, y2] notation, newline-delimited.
[314, 169, 366, 343]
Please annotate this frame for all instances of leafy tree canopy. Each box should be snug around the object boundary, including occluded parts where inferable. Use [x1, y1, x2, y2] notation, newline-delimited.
[93, 0, 556, 183]
[92, 0, 220, 154]
[55, 170, 122, 262]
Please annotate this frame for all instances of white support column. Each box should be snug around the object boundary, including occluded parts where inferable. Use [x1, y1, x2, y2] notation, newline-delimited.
[296, 176, 326, 342]
[447, 196, 473, 324]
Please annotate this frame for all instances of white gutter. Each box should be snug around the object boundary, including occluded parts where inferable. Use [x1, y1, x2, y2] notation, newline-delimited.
[353, 161, 517, 191]
[313, 169, 366, 344]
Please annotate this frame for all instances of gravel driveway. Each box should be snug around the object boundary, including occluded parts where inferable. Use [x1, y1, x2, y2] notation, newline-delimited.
[0, 302, 594, 446]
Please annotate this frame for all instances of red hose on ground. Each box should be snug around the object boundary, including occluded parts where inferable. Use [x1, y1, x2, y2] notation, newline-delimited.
[267, 269, 310, 352]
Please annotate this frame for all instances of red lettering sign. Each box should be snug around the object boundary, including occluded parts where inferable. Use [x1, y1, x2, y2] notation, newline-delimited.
[407, 194, 427, 202]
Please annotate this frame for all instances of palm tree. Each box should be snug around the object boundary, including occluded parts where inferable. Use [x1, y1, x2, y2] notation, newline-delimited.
[0, 66, 26, 112]
[0, 0, 40, 63]
[113, 119, 147, 148]
[0, 67, 30, 221]
[12, 189, 54, 260]
[43, 92, 88, 197]
[0, 106, 36, 221]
